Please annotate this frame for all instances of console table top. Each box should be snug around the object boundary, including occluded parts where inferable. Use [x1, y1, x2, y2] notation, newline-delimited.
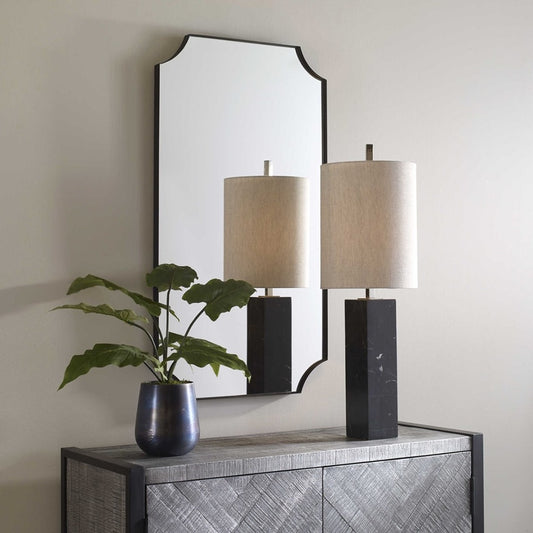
[65, 424, 473, 484]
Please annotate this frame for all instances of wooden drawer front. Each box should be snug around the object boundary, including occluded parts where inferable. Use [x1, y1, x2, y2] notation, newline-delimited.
[146, 467, 322, 532]
[323, 451, 472, 533]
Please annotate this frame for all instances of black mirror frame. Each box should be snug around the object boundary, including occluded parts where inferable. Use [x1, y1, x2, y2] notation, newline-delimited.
[153, 34, 328, 397]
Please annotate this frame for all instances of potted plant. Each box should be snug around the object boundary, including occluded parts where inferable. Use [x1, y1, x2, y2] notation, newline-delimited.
[55, 263, 254, 456]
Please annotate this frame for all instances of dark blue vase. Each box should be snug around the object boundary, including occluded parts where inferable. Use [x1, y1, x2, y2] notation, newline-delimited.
[135, 382, 199, 457]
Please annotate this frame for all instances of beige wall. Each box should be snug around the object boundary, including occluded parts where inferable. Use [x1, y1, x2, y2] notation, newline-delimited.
[1, 0, 532, 531]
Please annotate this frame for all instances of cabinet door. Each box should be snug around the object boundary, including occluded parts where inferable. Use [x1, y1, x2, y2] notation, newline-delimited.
[146, 467, 322, 533]
[323, 452, 472, 533]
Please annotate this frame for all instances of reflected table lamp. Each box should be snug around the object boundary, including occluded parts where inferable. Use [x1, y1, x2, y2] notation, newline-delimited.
[321, 144, 417, 439]
[224, 161, 310, 394]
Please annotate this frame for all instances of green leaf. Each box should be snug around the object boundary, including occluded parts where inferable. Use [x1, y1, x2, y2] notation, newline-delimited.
[58, 344, 152, 389]
[66, 274, 169, 318]
[169, 335, 251, 379]
[169, 333, 228, 352]
[182, 279, 255, 321]
[146, 264, 198, 292]
[167, 331, 182, 344]
[52, 303, 149, 325]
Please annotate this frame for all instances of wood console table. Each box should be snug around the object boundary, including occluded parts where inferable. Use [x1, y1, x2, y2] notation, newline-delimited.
[61, 423, 483, 532]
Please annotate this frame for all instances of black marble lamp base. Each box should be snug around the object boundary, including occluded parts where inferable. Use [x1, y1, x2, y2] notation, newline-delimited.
[345, 299, 398, 440]
[247, 297, 292, 394]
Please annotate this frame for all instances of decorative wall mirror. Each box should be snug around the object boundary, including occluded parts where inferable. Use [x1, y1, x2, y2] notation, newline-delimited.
[154, 34, 327, 398]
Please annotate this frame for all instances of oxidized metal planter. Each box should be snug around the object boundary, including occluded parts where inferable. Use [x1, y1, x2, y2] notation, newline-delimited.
[135, 382, 199, 456]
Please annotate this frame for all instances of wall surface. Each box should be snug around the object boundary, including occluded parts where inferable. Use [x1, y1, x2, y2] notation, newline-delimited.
[1, 1, 532, 531]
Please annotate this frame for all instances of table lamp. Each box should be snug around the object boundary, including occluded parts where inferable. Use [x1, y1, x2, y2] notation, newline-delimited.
[321, 144, 417, 439]
[225, 161, 310, 394]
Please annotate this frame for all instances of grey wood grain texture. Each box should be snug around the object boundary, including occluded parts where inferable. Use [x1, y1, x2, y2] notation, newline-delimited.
[66, 458, 126, 533]
[84, 425, 471, 484]
[146, 467, 322, 533]
[323, 451, 472, 533]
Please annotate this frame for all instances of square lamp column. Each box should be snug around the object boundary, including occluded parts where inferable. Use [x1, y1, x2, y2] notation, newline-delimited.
[224, 161, 310, 394]
[321, 145, 417, 439]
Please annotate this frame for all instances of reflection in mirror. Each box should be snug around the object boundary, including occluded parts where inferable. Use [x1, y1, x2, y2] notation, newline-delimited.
[224, 165, 310, 394]
[155, 35, 327, 398]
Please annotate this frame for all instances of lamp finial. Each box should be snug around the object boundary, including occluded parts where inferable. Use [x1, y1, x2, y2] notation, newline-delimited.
[264, 160, 273, 176]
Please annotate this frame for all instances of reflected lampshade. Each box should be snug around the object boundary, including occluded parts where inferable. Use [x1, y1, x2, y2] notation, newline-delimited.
[321, 160, 417, 289]
[224, 173, 310, 289]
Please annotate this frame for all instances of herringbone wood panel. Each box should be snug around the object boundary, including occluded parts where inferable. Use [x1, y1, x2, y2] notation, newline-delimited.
[146, 467, 322, 532]
[324, 451, 472, 532]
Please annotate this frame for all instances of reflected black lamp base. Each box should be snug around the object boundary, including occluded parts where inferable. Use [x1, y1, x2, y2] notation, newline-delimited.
[345, 299, 398, 440]
[247, 297, 292, 394]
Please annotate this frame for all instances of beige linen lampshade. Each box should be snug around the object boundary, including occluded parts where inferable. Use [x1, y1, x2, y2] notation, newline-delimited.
[321, 158, 417, 289]
[224, 163, 310, 289]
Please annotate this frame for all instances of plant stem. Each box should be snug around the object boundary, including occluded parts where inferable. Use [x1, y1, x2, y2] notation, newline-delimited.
[126, 321, 162, 382]
[165, 286, 171, 355]
[127, 321, 158, 355]
[142, 361, 160, 380]
[161, 273, 175, 382]
[167, 305, 206, 378]
[155, 322, 165, 347]
[183, 306, 205, 339]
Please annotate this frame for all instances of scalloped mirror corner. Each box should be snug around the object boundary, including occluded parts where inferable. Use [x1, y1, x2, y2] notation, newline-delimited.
[155, 34, 327, 398]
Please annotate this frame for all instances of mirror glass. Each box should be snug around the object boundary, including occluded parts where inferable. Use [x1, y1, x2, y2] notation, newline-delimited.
[155, 35, 327, 398]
